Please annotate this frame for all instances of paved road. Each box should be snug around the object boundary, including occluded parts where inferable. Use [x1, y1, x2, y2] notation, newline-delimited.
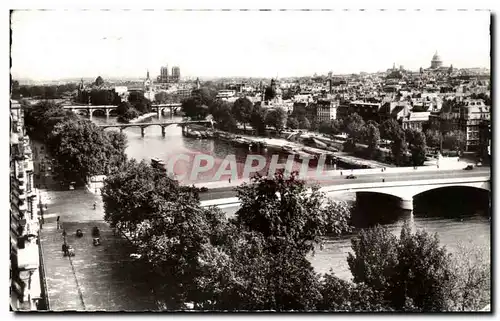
[33, 141, 160, 311]
[198, 167, 491, 201]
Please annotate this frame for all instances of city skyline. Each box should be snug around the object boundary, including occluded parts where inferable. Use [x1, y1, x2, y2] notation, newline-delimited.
[11, 10, 491, 81]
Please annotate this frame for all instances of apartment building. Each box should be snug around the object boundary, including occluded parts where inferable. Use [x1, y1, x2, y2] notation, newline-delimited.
[10, 100, 44, 310]
[316, 100, 338, 123]
[349, 100, 382, 123]
[402, 112, 431, 131]
[458, 99, 490, 152]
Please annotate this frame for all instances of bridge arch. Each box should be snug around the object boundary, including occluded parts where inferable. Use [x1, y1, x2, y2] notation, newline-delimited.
[411, 182, 490, 198]
[90, 108, 106, 117]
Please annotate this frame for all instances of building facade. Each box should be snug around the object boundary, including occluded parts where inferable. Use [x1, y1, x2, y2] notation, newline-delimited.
[458, 99, 490, 152]
[348, 101, 382, 123]
[316, 100, 338, 123]
[10, 100, 44, 310]
[402, 112, 430, 131]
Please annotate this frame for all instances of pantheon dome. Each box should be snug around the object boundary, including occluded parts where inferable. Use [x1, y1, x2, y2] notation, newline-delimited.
[430, 51, 443, 69]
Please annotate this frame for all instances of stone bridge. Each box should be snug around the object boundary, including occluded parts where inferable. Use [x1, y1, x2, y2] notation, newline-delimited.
[97, 120, 214, 137]
[63, 103, 182, 119]
[200, 175, 490, 212]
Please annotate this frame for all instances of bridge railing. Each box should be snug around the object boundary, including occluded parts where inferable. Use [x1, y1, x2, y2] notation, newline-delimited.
[193, 163, 486, 189]
[200, 175, 490, 208]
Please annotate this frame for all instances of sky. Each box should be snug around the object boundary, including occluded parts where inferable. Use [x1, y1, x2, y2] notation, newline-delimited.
[10, 10, 491, 81]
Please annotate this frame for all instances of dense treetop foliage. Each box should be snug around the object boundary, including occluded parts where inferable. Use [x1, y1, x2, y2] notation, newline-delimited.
[24, 101, 127, 185]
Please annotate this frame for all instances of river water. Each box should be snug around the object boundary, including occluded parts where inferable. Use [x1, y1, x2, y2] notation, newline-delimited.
[93, 115, 491, 281]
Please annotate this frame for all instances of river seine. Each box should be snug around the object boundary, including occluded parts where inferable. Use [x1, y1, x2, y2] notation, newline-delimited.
[93, 115, 491, 281]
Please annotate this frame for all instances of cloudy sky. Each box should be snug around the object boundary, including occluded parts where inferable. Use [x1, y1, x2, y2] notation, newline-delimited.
[10, 10, 491, 80]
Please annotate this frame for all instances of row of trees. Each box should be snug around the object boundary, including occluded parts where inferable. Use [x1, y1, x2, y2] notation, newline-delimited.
[101, 167, 490, 311]
[12, 81, 78, 100]
[77, 88, 122, 106]
[24, 101, 127, 185]
[182, 92, 289, 135]
[317, 114, 466, 166]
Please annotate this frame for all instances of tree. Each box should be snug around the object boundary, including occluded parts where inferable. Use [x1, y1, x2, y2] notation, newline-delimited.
[102, 159, 200, 233]
[405, 129, 427, 166]
[192, 87, 217, 106]
[299, 117, 311, 130]
[287, 117, 299, 129]
[390, 130, 408, 166]
[192, 229, 322, 311]
[47, 118, 126, 184]
[133, 198, 225, 307]
[155, 91, 169, 104]
[348, 222, 457, 311]
[343, 137, 357, 152]
[365, 123, 381, 157]
[233, 171, 351, 255]
[366, 120, 379, 129]
[231, 97, 254, 131]
[347, 226, 399, 292]
[128, 91, 151, 114]
[329, 120, 342, 136]
[447, 241, 491, 311]
[443, 130, 466, 153]
[250, 106, 267, 135]
[425, 129, 442, 150]
[181, 97, 209, 120]
[24, 101, 77, 138]
[318, 272, 389, 311]
[264, 107, 287, 133]
[95, 76, 104, 87]
[105, 131, 128, 172]
[343, 113, 365, 142]
[90, 89, 120, 105]
[318, 121, 331, 135]
[210, 100, 237, 132]
[380, 118, 401, 141]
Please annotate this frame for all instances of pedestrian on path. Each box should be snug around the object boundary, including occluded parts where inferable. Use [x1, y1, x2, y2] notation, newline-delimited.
[93, 201, 97, 210]
[229, 178, 231, 184]
[56, 216, 60, 230]
[62, 229, 67, 238]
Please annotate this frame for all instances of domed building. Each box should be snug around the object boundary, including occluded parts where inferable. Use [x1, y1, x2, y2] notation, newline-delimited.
[430, 51, 443, 69]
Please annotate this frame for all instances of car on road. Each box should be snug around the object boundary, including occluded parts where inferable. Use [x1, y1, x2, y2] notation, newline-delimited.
[463, 165, 474, 170]
[199, 187, 209, 192]
[346, 174, 357, 179]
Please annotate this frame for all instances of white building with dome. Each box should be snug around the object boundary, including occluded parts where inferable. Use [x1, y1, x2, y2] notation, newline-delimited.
[430, 51, 443, 69]
[427, 51, 452, 73]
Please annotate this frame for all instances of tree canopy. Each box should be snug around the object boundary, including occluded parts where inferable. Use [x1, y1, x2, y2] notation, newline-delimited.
[405, 129, 427, 166]
[47, 118, 127, 184]
[209, 100, 237, 132]
[380, 118, 401, 141]
[128, 91, 152, 114]
[231, 97, 254, 130]
[264, 107, 287, 133]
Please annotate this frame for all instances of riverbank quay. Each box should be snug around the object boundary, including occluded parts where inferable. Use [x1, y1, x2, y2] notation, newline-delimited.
[33, 140, 159, 311]
[38, 216, 158, 311]
[207, 128, 390, 169]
